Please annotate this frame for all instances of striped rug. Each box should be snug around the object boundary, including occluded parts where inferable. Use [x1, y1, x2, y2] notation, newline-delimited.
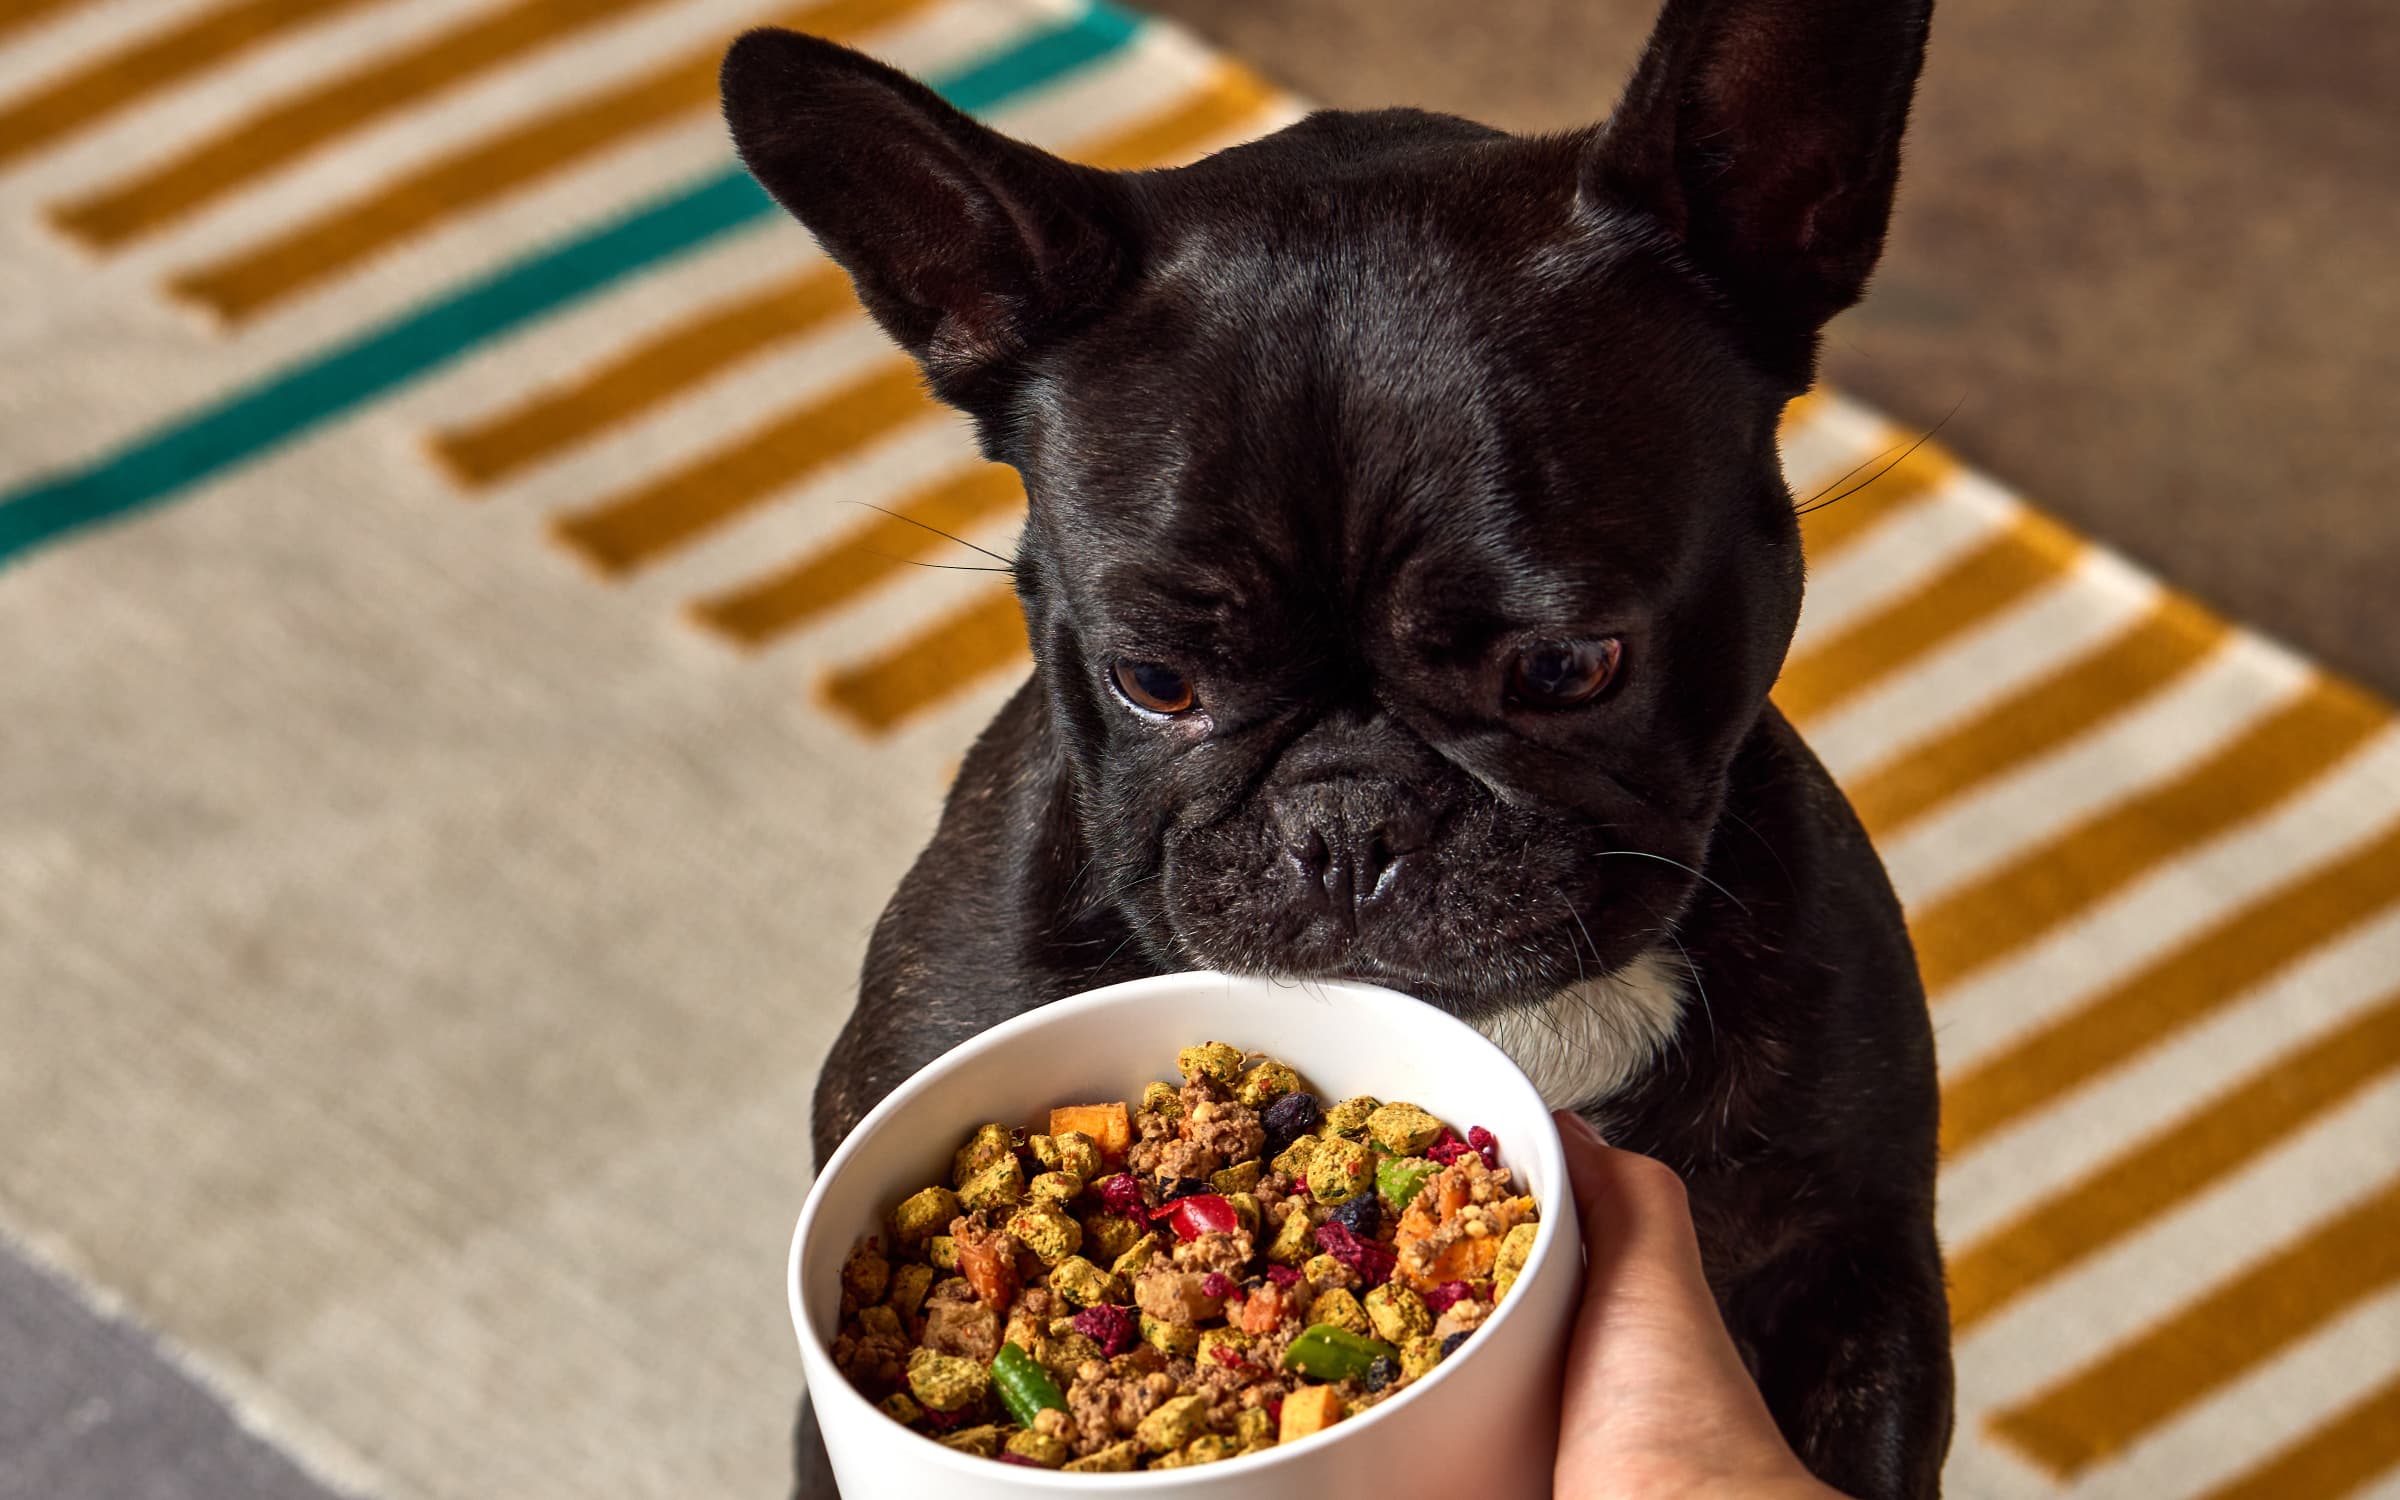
[0, 2, 2392, 1497]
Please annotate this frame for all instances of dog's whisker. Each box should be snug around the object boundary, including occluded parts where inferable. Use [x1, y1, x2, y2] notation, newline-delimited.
[1716, 807, 1797, 896]
[1791, 395, 1965, 517]
[1594, 848, 1752, 916]
[836, 498, 1019, 569]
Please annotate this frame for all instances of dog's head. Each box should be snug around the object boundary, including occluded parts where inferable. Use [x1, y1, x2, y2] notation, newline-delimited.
[723, 0, 1929, 1017]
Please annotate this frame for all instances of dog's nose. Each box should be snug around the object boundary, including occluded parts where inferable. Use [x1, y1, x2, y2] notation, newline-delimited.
[1286, 816, 1421, 916]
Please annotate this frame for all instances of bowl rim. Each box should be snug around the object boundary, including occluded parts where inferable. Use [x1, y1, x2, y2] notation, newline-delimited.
[787, 970, 1576, 1489]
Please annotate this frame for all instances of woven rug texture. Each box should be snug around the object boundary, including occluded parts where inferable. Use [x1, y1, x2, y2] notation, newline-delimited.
[0, 2, 2394, 1497]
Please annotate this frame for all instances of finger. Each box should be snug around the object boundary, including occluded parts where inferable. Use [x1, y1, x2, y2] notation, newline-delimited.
[1554, 1109, 1717, 1328]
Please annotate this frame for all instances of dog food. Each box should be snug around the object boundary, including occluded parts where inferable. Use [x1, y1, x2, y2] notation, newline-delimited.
[828, 1044, 1542, 1471]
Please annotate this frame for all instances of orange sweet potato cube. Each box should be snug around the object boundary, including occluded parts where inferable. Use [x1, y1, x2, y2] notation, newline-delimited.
[1278, 1384, 1346, 1443]
[1049, 1102, 1132, 1161]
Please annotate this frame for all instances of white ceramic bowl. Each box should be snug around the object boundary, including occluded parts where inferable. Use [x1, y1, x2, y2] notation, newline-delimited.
[789, 971, 1583, 1500]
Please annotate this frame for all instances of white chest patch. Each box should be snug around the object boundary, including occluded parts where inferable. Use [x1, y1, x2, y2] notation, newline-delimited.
[1470, 948, 1687, 1113]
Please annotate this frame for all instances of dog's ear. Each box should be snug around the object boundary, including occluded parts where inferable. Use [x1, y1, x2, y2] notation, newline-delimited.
[1588, 0, 1932, 386]
[720, 28, 1130, 418]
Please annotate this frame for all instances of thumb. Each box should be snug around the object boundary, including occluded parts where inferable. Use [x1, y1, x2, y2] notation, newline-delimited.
[1555, 1108, 1726, 1346]
[1550, 1109, 1799, 1478]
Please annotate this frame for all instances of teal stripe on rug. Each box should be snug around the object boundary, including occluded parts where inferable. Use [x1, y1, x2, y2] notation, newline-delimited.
[0, 3, 1143, 569]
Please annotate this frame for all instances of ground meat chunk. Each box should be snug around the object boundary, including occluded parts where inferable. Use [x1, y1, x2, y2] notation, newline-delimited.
[1066, 1362, 1181, 1455]
[1170, 1230, 1253, 1278]
[1431, 1297, 1493, 1342]
[1180, 1080, 1266, 1166]
[920, 1295, 1002, 1362]
[830, 1313, 912, 1394]
[1134, 1262, 1229, 1326]
[1151, 1137, 1225, 1183]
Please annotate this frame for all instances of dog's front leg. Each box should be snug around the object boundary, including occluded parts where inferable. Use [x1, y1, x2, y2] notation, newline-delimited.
[1742, 1218, 1955, 1500]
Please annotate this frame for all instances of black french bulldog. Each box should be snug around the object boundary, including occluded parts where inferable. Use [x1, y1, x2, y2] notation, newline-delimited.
[722, 0, 1951, 1493]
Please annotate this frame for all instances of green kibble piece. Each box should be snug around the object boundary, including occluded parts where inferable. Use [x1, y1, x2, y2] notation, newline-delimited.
[926, 1234, 959, 1271]
[1234, 1060, 1302, 1108]
[952, 1123, 1016, 1186]
[1136, 1393, 1211, 1452]
[1141, 1311, 1199, 1357]
[1005, 1200, 1082, 1266]
[890, 1186, 961, 1247]
[1366, 1101, 1445, 1154]
[1308, 1135, 1373, 1203]
[1399, 1333, 1443, 1380]
[938, 1424, 1006, 1457]
[1111, 1231, 1166, 1279]
[1376, 1155, 1440, 1213]
[1266, 1204, 1316, 1265]
[1306, 1288, 1370, 1336]
[1210, 1158, 1264, 1196]
[1063, 1441, 1142, 1473]
[1139, 1081, 1185, 1119]
[1301, 1253, 1348, 1289]
[1495, 1221, 1540, 1300]
[992, 1341, 1069, 1428]
[877, 1391, 923, 1425]
[887, 1262, 934, 1323]
[1182, 1434, 1243, 1465]
[1028, 1169, 1083, 1205]
[958, 1154, 1027, 1213]
[906, 1347, 990, 1413]
[1177, 1042, 1246, 1085]
[1004, 1429, 1071, 1468]
[1235, 1407, 1276, 1448]
[1046, 1255, 1118, 1309]
[1321, 1096, 1381, 1138]
[1282, 1322, 1399, 1383]
[1364, 1284, 1432, 1343]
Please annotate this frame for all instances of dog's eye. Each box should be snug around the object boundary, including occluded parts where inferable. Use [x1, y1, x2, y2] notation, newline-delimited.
[1111, 659, 1196, 716]
[1507, 638, 1622, 708]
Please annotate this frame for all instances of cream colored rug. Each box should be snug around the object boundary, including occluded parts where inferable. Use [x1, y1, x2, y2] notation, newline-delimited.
[1, 2, 2394, 1497]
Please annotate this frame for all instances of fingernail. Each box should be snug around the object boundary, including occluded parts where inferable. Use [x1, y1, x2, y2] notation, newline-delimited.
[1554, 1108, 1604, 1147]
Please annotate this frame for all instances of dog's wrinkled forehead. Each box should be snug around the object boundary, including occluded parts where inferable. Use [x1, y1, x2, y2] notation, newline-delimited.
[1014, 149, 1770, 653]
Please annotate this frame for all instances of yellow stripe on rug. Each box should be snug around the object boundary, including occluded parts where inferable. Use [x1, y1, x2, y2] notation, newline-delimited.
[165, 0, 937, 324]
[438, 60, 1274, 492]
[49, 0, 673, 249]
[1988, 1175, 2400, 1476]
[1948, 987, 2400, 1331]
[2189, 1371, 2400, 1500]
[823, 585, 1026, 730]
[0, 0, 98, 48]
[1912, 679, 2387, 994]
[1941, 815, 2400, 1153]
[1846, 594, 2229, 837]
[554, 362, 932, 575]
[1778, 509, 2084, 724]
[690, 464, 1025, 645]
[0, 0, 379, 172]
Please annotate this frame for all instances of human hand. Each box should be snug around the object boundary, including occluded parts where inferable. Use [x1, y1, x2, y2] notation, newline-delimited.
[1552, 1110, 1849, 1500]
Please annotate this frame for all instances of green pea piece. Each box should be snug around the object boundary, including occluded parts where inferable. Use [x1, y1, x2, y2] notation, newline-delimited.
[1376, 1155, 1439, 1213]
[1282, 1322, 1399, 1383]
[991, 1342, 1069, 1429]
